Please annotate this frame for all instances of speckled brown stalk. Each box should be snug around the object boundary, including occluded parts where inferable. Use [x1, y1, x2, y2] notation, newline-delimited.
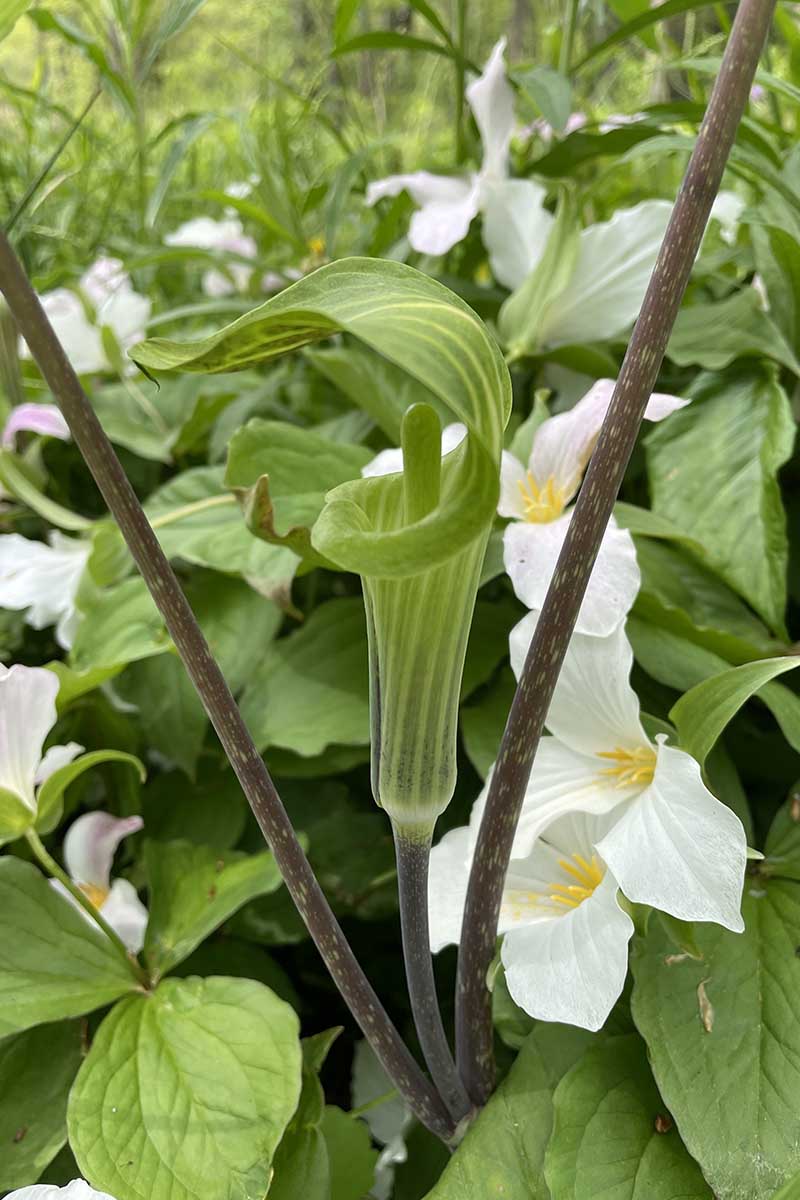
[455, 0, 778, 1106]
[0, 230, 455, 1145]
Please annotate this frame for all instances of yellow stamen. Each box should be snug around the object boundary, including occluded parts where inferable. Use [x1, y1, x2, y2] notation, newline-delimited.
[502, 852, 605, 918]
[79, 882, 110, 909]
[516, 471, 568, 523]
[308, 235, 325, 256]
[597, 745, 657, 789]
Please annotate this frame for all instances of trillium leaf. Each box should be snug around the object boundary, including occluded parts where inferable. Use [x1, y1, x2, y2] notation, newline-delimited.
[116, 655, 207, 778]
[0, 1020, 83, 1190]
[71, 576, 171, 671]
[670, 655, 800, 766]
[35, 748, 145, 832]
[68, 976, 302, 1200]
[143, 838, 285, 978]
[425, 1024, 595, 1199]
[0, 858, 139, 1036]
[631, 876, 800, 1199]
[667, 290, 800, 375]
[320, 1106, 379, 1200]
[544, 1033, 711, 1198]
[645, 367, 795, 636]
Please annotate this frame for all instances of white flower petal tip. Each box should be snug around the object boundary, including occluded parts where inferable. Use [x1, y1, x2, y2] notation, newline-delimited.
[361, 423, 466, 479]
[102, 876, 149, 953]
[4, 1181, 120, 1200]
[64, 810, 144, 890]
[0, 664, 59, 812]
[502, 871, 634, 1030]
[0, 531, 90, 649]
[34, 741, 83, 786]
[708, 190, 745, 245]
[465, 38, 514, 182]
[2, 403, 71, 449]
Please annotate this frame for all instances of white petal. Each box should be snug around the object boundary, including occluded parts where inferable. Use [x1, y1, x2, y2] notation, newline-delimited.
[502, 871, 633, 1030]
[96, 286, 151, 353]
[21, 288, 106, 375]
[164, 217, 255, 256]
[519, 619, 648, 756]
[1, 403, 70, 449]
[708, 190, 745, 245]
[503, 512, 640, 637]
[34, 741, 83, 786]
[540, 201, 672, 346]
[366, 171, 473, 208]
[64, 811, 143, 890]
[469, 741, 626, 862]
[407, 185, 481, 256]
[597, 740, 747, 932]
[352, 1040, 411, 1150]
[5, 1180, 120, 1200]
[497, 450, 529, 518]
[481, 178, 554, 291]
[441, 422, 467, 455]
[428, 824, 472, 952]
[0, 532, 89, 649]
[100, 877, 148, 954]
[0, 664, 59, 810]
[528, 381, 616, 504]
[467, 38, 514, 181]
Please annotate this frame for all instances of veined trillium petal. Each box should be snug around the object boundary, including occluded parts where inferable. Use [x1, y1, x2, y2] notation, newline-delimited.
[597, 739, 747, 932]
[481, 178, 554, 292]
[0, 531, 90, 650]
[503, 512, 640, 637]
[64, 811, 144, 892]
[539, 200, 672, 346]
[0, 664, 59, 812]
[497, 449, 530, 519]
[466, 37, 515, 181]
[1, 403, 70, 449]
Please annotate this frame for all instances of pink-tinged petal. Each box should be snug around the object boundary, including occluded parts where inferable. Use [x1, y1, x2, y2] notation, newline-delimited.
[34, 741, 84, 786]
[63, 811, 143, 891]
[498, 450, 529, 519]
[101, 877, 148, 954]
[501, 871, 633, 1030]
[0, 664, 59, 811]
[597, 740, 747, 932]
[503, 512, 640, 637]
[2, 403, 70, 449]
[466, 38, 515, 181]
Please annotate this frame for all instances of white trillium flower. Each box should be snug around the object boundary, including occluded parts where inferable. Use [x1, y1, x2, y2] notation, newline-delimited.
[0, 531, 90, 649]
[708, 190, 745, 246]
[0, 664, 82, 819]
[429, 623, 747, 1030]
[165, 216, 258, 297]
[499, 379, 688, 635]
[361, 422, 466, 478]
[51, 810, 148, 954]
[366, 39, 552, 285]
[19, 258, 150, 376]
[2, 403, 70, 449]
[5, 1180, 120, 1200]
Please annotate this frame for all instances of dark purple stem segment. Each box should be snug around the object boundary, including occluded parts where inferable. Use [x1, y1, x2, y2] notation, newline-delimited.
[0, 232, 456, 1145]
[455, 0, 778, 1107]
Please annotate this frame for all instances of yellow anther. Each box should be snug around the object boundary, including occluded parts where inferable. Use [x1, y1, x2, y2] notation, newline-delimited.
[79, 882, 110, 909]
[516, 471, 568, 523]
[308, 235, 325, 256]
[597, 745, 657, 789]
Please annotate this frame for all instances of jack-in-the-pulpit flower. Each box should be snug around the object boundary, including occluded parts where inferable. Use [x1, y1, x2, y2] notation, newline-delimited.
[5, 1180, 119, 1199]
[51, 810, 147, 953]
[0, 664, 82, 840]
[2, 402, 70, 449]
[361, 422, 466, 479]
[165, 216, 258, 297]
[19, 257, 150, 376]
[366, 39, 553, 288]
[499, 379, 688, 635]
[0, 531, 90, 649]
[429, 622, 747, 1029]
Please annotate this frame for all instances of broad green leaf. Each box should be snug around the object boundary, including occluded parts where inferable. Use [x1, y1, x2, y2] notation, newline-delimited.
[647, 368, 795, 636]
[578, 0, 727, 67]
[35, 749, 145, 832]
[461, 598, 521, 700]
[614, 501, 705, 557]
[545, 1033, 711, 1198]
[117, 654, 207, 778]
[143, 839, 285, 977]
[240, 597, 369, 755]
[72, 576, 171, 671]
[68, 976, 302, 1200]
[268, 1032, 341, 1200]
[141, 765, 247, 849]
[670, 656, 800, 766]
[514, 66, 572, 132]
[321, 1106, 379, 1200]
[631, 879, 800, 1198]
[46, 661, 120, 709]
[187, 571, 283, 693]
[460, 668, 516, 779]
[0, 1020, 83, 1189]
[145, 466, 300, 598]
[307, 338, 449, 441]
[425, 1024, 594, 1199]
[0, 858, 138, 1036]
[667, 290, 800, 375]
[752, 225, 800, 353]
[0, 0, 32, 41]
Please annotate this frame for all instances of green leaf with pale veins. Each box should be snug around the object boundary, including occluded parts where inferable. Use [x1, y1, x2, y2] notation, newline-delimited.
[667, 290, 800, 375]
[0, 1021, 83, 1190]
[544, 1033, 711, 1198]
[68, 976, 302, 1200]
[143, 839, 285, 978]
[645, 367, 795, 636]
[0, 858, 139, 1037]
